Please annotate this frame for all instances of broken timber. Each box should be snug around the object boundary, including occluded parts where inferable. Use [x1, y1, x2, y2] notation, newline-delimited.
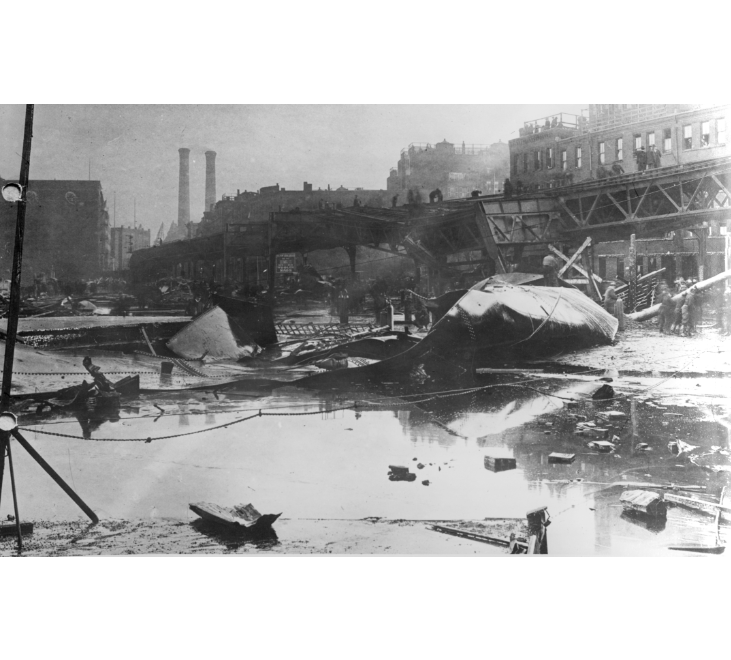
[664, 492, 731, 516]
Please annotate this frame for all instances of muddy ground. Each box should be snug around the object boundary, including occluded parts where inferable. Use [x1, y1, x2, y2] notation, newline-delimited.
[1, 301, 730, 557]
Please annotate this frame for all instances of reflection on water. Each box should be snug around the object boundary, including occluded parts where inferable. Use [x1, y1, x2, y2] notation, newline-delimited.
[11, 372, 731, 556]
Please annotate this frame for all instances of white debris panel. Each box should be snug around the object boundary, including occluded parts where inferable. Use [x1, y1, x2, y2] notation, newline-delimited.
[167, 306, 261, 361]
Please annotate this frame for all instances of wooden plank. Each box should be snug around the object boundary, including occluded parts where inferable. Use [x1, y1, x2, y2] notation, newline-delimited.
[141, 327, 157, 356]
[548, 244, 603, 284]
[430, 524, 511, 547]
[664, 492, 731, 516]
[557, 236, 592, 276]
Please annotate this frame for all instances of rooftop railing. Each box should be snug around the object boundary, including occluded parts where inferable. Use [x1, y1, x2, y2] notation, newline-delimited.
[521, 112, 583, 135]
[401, 142, 493, 157]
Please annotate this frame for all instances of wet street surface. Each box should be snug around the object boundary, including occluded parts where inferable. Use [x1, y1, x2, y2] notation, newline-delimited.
[3, 366, 730, 556]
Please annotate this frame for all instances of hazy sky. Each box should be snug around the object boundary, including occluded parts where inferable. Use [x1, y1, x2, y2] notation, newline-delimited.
[0, 104, 584, 233]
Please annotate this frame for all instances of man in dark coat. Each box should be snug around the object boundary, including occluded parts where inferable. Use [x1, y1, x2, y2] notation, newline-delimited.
[636, 147, 647, 172]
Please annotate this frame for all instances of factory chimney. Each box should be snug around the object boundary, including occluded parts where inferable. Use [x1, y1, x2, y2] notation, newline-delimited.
[178, 148, 191, 227]
[205, 150, 217, 213]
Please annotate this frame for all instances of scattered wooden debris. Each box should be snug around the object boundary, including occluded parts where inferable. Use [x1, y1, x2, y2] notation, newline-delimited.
[388, 465, 416, 482]
[0, 521, 34, 537]
[587, 440, 616, 452]
[664, 493, 731, 517]
[189, 502, 281, 532]
[548, 452, 576, 464]
[620, 490, 667, 518]
[484, 455, 517, 472]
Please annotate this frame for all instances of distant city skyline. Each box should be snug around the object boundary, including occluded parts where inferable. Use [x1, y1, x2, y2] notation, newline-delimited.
[0, 104, 584, 233]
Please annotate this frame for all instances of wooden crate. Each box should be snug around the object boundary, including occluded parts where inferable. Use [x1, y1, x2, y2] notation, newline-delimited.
[484, 456, 517, 472]
[0, 521, 34, 537]
[620, 490, 667, 517]
[548, 452, 576, 464]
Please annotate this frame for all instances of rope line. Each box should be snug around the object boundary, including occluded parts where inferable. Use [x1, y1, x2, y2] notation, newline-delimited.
[20, 404, 359, 442]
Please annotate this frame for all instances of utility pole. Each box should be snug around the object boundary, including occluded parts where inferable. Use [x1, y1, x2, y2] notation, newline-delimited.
[1, 105, 34, 411]
[0, 105, 34, 546]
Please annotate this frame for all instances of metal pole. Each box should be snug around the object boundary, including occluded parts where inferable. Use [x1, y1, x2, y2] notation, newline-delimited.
[629, 233, 637, 311]
[222, 224, 228, 285]
[0, 105, 34, 505]
[11, 429, 98, 523]
[1, 105, 34, 409]
[5, 436, 23, 552]
[267, 213, 276, 306]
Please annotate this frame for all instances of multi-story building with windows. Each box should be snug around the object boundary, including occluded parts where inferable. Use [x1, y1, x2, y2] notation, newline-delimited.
[508, 104, 728, 191]
[503, 104, 731, 283]
[0, 178, 110, 283]
[110, 225, 151, 272]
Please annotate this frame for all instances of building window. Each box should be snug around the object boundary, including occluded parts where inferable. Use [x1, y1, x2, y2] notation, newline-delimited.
[512, 154, 518, 176]
[546, 147, 554, 169]
[683, 124, 692, 150]
[634, 134, 642, 150]
[616, 137, 623, 161]
[647, 132, 655, 148]
[523, 152, 529, 173]
[663, 128, 672, 152]
[534, 150, 543, 170]
[701, 121, 710, 147]
[598, 141, 606, 165]
[576, 146, 582, 168]
[561, 150, 567, 170]
[718, 118, 726, 145]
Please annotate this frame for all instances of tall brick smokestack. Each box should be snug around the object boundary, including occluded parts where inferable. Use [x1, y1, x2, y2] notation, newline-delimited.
[205, 150, 217, 213]
[178, 147, 191, 227]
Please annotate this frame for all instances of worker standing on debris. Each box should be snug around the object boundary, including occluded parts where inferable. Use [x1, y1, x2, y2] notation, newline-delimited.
[603, 282, 618, 314]
[542, 254, 560, 287]
[684, 286, 698, 336]
[658, 284, 675, 333]
[670, 291, 686, 334]
[337, 286, 350, 324]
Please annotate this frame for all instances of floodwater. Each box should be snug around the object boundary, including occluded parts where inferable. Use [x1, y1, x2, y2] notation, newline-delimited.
[4, 370, 731, 556]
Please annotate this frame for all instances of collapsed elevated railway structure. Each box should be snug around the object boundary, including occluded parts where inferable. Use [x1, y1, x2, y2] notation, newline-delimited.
[130, 104, 730, 307]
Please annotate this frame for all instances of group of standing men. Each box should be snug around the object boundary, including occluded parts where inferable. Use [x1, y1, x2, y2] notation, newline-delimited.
[657, 278, 701, 336]
[635, 145, 662, 172]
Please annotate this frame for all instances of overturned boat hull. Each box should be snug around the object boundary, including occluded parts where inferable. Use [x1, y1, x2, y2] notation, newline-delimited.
[298, 284, 618, 387]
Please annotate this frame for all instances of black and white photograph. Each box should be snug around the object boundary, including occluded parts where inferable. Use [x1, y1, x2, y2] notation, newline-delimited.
[2, 100, 730, 560]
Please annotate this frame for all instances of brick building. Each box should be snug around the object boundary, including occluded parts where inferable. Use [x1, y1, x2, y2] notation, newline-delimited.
[508, 104, 728, 191]
[110, 225, 151, 271]
[0, 178, 110, 283]
[506, 104, 731, 283]
[387, 140, 509, 202]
